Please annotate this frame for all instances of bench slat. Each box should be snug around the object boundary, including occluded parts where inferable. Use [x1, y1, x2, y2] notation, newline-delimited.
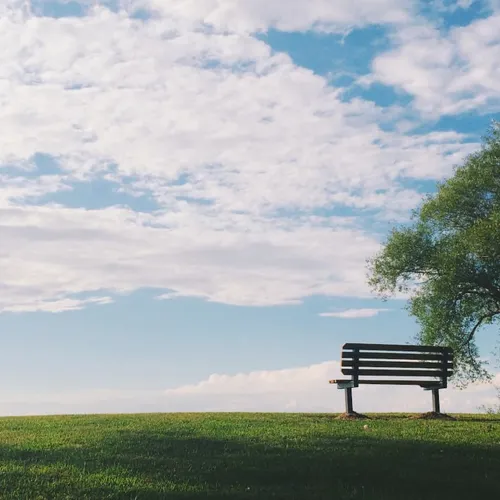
[354, 379, 443, 387]
[341, 368, 453, 377]
[329, 378, 442, 386]
[343, 343, 452, 353]
[341, 360, 453, 370]
[341, 352, 451, 361]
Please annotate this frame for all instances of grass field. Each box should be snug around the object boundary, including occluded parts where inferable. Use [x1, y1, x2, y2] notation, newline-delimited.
[0, 413, 499, 499]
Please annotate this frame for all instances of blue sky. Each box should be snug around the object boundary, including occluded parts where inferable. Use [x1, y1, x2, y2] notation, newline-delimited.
[0, 0, 499, 415]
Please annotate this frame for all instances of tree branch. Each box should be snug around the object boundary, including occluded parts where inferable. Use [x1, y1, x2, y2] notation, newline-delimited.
[462, 310, 500, 347]
[476, 274, 500, 303]
[467, 343, 483, 374]
[452, 286, 495, 310]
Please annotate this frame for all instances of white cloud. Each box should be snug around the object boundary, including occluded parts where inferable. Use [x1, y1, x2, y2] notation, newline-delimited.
[155, 292, 176, 301]
[1, 361, 498, 415]
[164, 363, 500, 414]
[369, 14, 500, 115]
[0, 6, 481, 311]
[165, 361, 337, 396]
[457, 0, 475, 8]
[0, 203, 386, 310]
[144, 0, 413, 34]
[433, 0, 476, 11]
[319, 308, 390, 318]
[4, 295, 113, 313]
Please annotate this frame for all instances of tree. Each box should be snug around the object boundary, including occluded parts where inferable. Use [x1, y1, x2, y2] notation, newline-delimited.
[368, 123, 500, 384]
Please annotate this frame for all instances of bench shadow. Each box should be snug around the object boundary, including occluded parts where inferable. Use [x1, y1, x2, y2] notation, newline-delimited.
[302, 413, 410, 422]
[451, 415, 500, 422]
[302, 413, 500, 422]
[0, 430, 499, 499]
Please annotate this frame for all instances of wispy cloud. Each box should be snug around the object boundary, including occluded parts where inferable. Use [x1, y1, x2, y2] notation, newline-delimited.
[4, 296, 113, 314]
[319, 308, 391, 318]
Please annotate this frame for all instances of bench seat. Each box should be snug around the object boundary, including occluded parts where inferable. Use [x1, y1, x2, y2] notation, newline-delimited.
[329, 378, 444, 387]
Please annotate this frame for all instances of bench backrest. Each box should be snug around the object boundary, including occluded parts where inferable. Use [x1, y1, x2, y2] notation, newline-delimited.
[341, 343, 454, 388]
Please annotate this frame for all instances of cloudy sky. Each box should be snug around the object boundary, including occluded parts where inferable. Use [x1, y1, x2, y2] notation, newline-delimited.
[0, 0, 499, 416]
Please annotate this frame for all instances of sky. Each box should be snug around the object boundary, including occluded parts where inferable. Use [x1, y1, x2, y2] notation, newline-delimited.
[0, 0, 500, 416]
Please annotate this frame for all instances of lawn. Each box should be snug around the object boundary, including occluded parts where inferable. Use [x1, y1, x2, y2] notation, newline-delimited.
[0, 413, 499, 499]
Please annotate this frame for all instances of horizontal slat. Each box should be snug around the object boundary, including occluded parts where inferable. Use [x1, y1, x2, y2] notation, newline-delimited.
[341, 360, 453, 370]
[341, 352, 451, 361]
[343, 343, 452, 353]
[341, 368, 453, 377]
[357, 379, 444, 387]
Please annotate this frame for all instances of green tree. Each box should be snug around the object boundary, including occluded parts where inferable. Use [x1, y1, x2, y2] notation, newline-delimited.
[368, 123, 500, 384]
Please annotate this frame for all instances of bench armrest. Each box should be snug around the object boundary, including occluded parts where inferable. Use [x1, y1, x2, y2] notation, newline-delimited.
[329, 379, 355, 389]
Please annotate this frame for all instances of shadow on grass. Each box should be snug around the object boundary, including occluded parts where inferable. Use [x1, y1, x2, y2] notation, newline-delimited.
[304, 413, 500, 422]
[0, 429, 499, 499]
[451, 415, 500, 422]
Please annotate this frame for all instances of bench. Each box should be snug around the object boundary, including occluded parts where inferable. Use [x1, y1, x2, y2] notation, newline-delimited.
[329, 343, 454, 416]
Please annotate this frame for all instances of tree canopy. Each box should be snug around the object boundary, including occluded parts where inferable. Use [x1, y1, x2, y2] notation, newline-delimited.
[368, 123, 500, 384]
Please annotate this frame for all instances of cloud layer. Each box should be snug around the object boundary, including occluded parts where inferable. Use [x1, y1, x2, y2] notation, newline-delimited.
[1, 360, 498, 415]
[0, 2, 494, 312]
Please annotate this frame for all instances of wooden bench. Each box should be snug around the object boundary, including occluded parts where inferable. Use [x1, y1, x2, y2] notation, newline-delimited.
[329, 343, 454, 416]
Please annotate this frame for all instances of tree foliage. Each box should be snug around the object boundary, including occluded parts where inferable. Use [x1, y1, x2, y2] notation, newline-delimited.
[368, 123, 500, 384]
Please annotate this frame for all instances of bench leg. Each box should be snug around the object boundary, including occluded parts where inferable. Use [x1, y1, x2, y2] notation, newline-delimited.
[432, 389, 440, 414]
[345, 387, 354, 415]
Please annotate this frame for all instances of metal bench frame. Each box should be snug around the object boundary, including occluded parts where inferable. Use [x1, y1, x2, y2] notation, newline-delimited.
[329, 343, 454, 415]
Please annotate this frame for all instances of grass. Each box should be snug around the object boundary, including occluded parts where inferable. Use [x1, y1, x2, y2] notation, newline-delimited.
[0, 413, 499, 499]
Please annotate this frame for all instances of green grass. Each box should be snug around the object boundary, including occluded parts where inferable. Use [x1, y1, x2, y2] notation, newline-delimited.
[0, 413, 499, 499]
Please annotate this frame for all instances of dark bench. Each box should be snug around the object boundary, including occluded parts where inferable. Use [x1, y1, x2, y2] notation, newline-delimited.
[329, 343, 454, 416]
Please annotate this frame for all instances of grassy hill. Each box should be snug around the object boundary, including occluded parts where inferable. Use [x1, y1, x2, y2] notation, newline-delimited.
[0, 412, 499, 499]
